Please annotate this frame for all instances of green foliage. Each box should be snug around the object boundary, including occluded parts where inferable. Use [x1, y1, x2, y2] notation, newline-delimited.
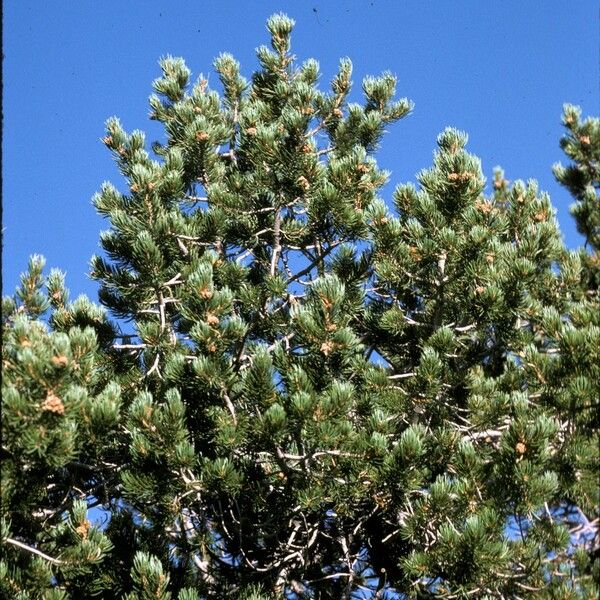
[2, 14, 598, 599]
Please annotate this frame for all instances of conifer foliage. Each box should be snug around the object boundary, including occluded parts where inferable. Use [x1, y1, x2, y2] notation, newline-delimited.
[2, 14, 598, 599]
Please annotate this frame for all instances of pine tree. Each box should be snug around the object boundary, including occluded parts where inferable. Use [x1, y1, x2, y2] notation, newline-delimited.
[2, 257, 119, 596]
[2, 14, 598, 599]
[553, 103, 600, 293]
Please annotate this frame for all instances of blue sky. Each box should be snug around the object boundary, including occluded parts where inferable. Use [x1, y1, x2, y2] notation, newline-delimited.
[3, 0, 599, 300]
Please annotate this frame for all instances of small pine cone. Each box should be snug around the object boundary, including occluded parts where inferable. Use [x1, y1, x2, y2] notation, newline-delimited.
[475, 199, 493, 214]
[206, 313, 220, 326]
[75, 520, 91, 539]
[320, 340, 334, 355]
[320, 296, 333, 310]
[52, 355, 69, 367]
[297, 175, 310, 191]
[448, 172, 472, 183]
[408, 246, 421, 261]
[42, 392, 65, 415]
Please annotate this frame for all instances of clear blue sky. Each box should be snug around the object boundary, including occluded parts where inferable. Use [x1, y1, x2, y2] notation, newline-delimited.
[3, 1, 599, 300]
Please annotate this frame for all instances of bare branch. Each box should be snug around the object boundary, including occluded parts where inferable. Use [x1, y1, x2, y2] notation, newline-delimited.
[113, 343, 148, 350]
[183, 195, 209, 203]
[4, 537, 63, 565]
[286, 241, 341, 285]
[164, 272, 182, 287]
[145, 353, 161, 379]
[270, 208, 282, 277]
[222, 391, 237, 425]
[388, 372, 415, 380]
[316, 146, 336, 157]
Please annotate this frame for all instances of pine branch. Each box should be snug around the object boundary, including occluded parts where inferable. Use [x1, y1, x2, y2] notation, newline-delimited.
[222, 390, 237, 425]
[4, 537, 64, 565]
[270, 208, 282, 277]
[388, 372, 415, 380]
[286, 241, 341, 285]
